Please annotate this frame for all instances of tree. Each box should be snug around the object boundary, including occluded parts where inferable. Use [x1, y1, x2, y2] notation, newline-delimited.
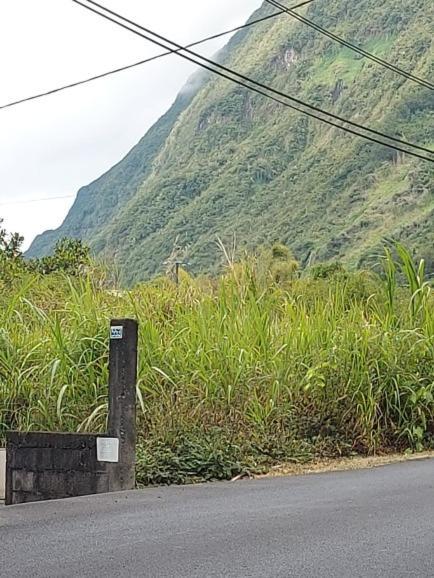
[309, 261, 347, 280]
[31, 238, 91, 275]
[0, 218, 25, 281]
[257, 243, 299, 285]
[0, 219, 24, 259]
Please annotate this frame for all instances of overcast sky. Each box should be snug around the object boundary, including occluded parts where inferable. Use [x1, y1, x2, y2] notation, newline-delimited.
[0, 0, 262, 249]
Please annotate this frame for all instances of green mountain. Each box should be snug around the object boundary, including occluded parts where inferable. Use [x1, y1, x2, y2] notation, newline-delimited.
[28, 0, 434, 283]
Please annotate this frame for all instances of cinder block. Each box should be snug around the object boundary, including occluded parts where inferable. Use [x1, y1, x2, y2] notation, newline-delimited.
[49, 449, 85, 471]
[10, 448, 40, 471]
[38, 471, 69, 495]
[12, 470, 35, 492]
[12, 491, 44, 504]
[66, 471, 95, 496]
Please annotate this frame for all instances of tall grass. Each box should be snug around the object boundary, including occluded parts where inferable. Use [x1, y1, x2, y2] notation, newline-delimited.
[0, 249, 433, 482]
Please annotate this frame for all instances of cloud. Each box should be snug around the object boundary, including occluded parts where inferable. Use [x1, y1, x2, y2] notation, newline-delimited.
[0, 0, 262, 249]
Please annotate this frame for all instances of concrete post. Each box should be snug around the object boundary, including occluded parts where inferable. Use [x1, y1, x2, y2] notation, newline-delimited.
[107, 319, 138, 491]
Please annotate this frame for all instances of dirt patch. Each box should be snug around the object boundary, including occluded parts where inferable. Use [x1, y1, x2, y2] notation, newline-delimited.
[255, 451, 434, 479]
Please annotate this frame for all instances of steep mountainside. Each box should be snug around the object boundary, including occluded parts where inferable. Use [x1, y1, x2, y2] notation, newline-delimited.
[26, 71, 207, 256]
[28, 0, 434, 283]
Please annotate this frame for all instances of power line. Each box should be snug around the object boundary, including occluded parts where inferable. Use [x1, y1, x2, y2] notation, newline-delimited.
[0, 1, 314, 112]
[265, 0, 434, 91]
[76, 0, 434, 157]
[72, 0, 434, 162]
[0, 195, 74, 207]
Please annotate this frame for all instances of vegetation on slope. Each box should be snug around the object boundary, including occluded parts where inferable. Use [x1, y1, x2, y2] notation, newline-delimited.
[27, 0, 434, 283]
[2, 229, 433, 483]
[26, 72, 207, 258]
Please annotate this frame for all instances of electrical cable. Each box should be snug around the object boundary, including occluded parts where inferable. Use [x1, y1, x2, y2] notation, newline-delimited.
[72, 0, 434, 162]
[77, 0, 434, 157]
[265, 0, 434, 90]
[0, 195, 74, 207]
[0, 0, 313, 111]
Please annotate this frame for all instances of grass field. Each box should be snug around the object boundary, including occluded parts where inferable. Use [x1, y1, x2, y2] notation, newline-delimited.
[0, 245, 433, 484]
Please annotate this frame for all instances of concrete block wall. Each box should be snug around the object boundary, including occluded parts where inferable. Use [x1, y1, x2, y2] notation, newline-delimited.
[5, 432, 115, 505]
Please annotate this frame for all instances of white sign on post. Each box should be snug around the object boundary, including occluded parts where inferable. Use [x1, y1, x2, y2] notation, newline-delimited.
[110, 326, 123, 340]
[97, 437, 120, 463]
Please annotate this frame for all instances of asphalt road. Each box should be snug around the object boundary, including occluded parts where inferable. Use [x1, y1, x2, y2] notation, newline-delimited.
[1, 459, 433, 577]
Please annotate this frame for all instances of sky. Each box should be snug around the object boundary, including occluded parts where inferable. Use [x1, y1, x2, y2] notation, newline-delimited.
[0, 0, 262, 249]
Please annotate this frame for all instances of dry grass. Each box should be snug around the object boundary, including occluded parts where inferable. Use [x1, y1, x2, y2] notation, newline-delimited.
[258, 451, 434, 479]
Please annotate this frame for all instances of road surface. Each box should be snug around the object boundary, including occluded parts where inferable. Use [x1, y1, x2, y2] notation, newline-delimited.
[1, 459, 433, 577]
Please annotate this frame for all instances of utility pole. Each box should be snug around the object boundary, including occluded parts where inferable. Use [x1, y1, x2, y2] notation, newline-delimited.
[174, 261, 181, 286]
[163, 238, 189, 285]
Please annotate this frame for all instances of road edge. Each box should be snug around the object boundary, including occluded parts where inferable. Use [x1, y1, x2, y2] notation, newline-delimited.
[253, 451, 434, 480]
